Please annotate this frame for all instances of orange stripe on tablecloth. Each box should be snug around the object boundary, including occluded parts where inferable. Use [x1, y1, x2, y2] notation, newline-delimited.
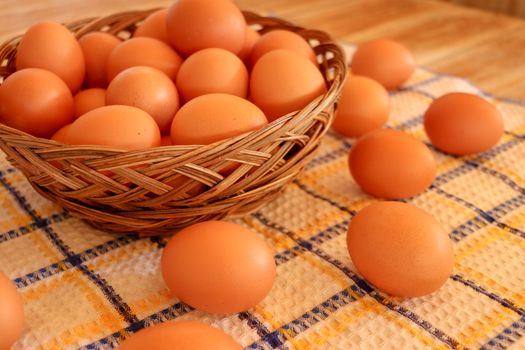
[241, 216, 296, 251]
[454, 262, 525, 308]
[25, 270, 124, 349]
[456, 306, 518, 347]
[290, 293, 370, 349]
[27, 230, 63, 263]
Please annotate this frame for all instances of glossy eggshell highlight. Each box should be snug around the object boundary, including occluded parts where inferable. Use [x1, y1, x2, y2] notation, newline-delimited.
[250, 29, 317, 66]
[67, 105, 160, 150]
[117, 321, 242, 350]
[134, 9, 170, 44]
[106, 37, 183, 81]
[237, 26, 260, 62]
[78, 32, 121, 87]
[347, 202, 454, 297]
[170, 93, 267, 145]
[166, 0, 246, 56]
[73, 88, 106, 120]
[250, 49, 327, 121]
[424, 92, 504, 155]
[349, 129, 436, 199]
[0, 68, 74, 138]
[0, 271, 24, 350]
[332, 75, 390, 138]
[161, 221, 276, 314]
[107, 66, 179, 134]
[351, 39, 415, 90]
[176, 48, 248, 102]
[15, 21, 85, 93]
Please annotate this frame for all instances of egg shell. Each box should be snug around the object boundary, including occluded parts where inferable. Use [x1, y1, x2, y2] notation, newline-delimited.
[73, 88, 106, 120]
[51, 123, 72, 143]
[15, 21, 85, 93]
[332, 75, 390, 138]
[170, 93, 267, 145]
[106, 66, 179, 134]
[250, 49, 327, 121]
[347, 201, 454, 297]
[237, 26, 261, 62]
[166, 0, 246, 56]
[161, 220, 276, 314]
[134, 9, 170, 44]
[106, 37, 183, 81]
[67, 105, 160, 150]
[117, 321, 242, 350]
[176, 48, 248, 102]
[78, 32, 121, 88]
[0, 271, 24, 350]
[0, 68, 74, 138]
[250, 29, 317, 67]
[349, 129, 436, 199]
[424, 92, 504, 155]
[351, 39, 415, 90]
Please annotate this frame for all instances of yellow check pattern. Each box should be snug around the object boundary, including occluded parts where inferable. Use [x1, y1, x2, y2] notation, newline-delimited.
[0, 43, 524, 349]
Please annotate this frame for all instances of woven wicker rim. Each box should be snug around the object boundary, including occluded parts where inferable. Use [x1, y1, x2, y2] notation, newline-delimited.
[0, 8, 348, 235]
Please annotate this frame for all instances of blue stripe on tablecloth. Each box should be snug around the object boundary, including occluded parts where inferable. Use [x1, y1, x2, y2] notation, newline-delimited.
[451, 274, 525, 316]
[79, 302, 193, 350]
[292, 181, 525, 316]
[251, 212, 462, 349]
[0, 211, 69, 243]
[293, 180, 356, 215]
[247, 288, 358, 349]
[0, 173, 139, 325]
[433, 187, 525, 240]
[14, 234, 139, 288]
[481, 315, 525, 349]
[83, 219, 352, 348]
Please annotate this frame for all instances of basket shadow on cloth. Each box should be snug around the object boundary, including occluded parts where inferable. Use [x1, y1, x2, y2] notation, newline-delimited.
[0, 9, 347, 235]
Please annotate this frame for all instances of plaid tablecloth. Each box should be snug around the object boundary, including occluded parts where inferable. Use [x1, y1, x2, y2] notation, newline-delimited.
[1, 44, 524, 350]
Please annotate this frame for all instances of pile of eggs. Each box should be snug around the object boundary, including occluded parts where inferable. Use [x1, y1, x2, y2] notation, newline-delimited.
[0, 0, 327, 150]
[0, 0, 505, 348]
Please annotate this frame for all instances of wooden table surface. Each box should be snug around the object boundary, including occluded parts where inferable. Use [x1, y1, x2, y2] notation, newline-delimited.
[0, 0, 524, 99]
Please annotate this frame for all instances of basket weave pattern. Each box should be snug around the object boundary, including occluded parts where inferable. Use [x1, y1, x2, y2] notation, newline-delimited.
[0, 9, 347, 235]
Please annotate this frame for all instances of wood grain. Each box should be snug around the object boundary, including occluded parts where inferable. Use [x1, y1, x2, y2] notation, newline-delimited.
[439, 0, 525, 19]
[0, 0, 524, 98]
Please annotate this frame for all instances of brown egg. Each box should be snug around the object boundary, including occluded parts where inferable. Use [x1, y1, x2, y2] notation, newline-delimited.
[250, 49, 327, 121]
[171, 93, 267, 145]
[134, 9, 170, 44]
[15, 21, 85, 93]
[161, 221, 276, 314]
[176, 48, 248, 102]
[237, 26, 260, 62]
[51, 123, 72, 143]
[0, 271, 24, 350]
[347, 202, 454, 297]
[351, 39, 415, 90]
[0, 68, 73, 138]
[106, 37, 183, 81]
[349, 129, 436, 199]
[166, 0, 246, 56]
[107, 66, 179, 134]
[424, 93, 504, 155]
[67, 105, 160, 150]
[78, 32, 121, 88]
[332, 75, 390, 138]
[118, 321, 242, 350]
[73, 88, 106, 120]
[250, 29, 317, 66]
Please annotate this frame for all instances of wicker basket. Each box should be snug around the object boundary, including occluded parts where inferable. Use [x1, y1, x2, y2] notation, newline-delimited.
[0, 8, 347, 235]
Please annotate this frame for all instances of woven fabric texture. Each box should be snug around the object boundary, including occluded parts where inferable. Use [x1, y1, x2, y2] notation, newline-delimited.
[0, 44, 524, 350]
